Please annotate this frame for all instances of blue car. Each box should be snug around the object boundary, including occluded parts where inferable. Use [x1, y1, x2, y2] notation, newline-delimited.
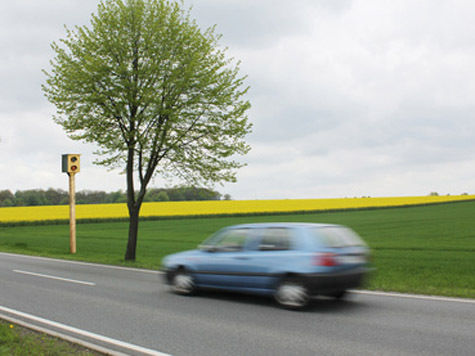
[162, 223, 371, 309]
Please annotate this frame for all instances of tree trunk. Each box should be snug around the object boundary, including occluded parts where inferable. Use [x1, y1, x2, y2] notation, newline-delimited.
[125, 145, 139, 261]
[123, 136, 153, 261]
[125, 205, 140, 261]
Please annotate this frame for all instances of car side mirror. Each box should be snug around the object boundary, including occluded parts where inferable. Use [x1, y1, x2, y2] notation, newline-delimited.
[199, 244, 216, 252]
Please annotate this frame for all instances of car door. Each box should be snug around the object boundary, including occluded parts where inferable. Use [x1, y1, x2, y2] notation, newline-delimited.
[243, 227, 296, 290]
[193, 228, 258, 288]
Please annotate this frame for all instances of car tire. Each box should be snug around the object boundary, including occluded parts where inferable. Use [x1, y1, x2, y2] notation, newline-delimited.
[331, 290, 347, 300]
[171, 268, 196, 296]
[274, 278, 310, 310]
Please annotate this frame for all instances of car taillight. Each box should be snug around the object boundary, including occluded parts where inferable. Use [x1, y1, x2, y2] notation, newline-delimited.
[313, 252, 338, 266]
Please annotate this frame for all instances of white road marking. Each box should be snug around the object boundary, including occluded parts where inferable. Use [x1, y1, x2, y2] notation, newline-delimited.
[12, 269, 96, 286]
[0, 305, 170, 356]
[350, 290, 475, 304]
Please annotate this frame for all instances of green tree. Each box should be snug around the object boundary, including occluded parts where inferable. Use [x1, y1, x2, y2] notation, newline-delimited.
[42, 0, 252, 260]
[45, 188, 67, 205]
[106, 190, 127, 203]
[156, 191, 170, 201]
[0, 190, 15, 206]
[15, 190, 47, 206]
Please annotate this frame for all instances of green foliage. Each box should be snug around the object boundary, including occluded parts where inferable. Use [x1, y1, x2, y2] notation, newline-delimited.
[14, 189, 51, 206]
[0, 187, 224, 207]
[0, 320, 97, 355]
[1, 201, 474, 298]
[0, 190, 14, 206]
[152, 186, 222, 201]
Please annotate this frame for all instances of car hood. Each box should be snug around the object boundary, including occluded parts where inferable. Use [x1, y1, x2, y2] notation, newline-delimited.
[168, 249, 202, 258]
[162, 249, 203, 265]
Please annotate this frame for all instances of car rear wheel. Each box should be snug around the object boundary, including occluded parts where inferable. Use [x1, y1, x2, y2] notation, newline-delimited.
[172, 269, 196, 295]
[274, 279, 310, 309]
[330, 290, 347, 300]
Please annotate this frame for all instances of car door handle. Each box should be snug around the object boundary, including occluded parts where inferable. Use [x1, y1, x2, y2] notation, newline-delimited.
[233, 256, 250, 260]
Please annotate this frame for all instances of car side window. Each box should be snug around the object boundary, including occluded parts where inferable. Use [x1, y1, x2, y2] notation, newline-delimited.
[214, 229, 248, 252]
[258, 228, 292, 251]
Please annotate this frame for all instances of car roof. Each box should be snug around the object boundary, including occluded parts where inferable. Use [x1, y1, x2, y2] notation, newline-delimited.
[227, 222, 342, 229]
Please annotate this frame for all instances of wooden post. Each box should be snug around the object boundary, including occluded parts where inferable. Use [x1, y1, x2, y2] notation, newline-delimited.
[68, 172, 77, 254]
[63, 153, 80, 254]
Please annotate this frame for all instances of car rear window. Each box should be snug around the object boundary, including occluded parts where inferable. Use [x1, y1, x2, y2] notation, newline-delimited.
[309, 227, 366, 248]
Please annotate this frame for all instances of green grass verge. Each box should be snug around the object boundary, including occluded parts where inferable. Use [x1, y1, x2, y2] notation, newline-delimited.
[0, 201, 474, 298]
[0, 320, 101, 355]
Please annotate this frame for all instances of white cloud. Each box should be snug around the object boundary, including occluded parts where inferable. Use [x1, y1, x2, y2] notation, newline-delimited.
[1, 0, 475, 198]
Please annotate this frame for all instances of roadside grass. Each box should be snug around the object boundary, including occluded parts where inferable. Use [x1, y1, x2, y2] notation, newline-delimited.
[0, 200, 474, 298]
[0, 320, 101, 355]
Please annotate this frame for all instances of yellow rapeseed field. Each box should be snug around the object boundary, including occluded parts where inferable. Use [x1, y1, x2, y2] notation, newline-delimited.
[0, 195, 474, 223]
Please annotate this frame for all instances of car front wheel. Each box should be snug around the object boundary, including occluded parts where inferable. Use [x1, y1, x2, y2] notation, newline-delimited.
[274, 279, 310, 309]
[171, 269, 196, 296]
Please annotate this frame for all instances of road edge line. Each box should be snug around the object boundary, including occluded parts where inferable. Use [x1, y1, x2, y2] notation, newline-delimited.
[0, 306, 170, 356]
[350, 290, 475, 304]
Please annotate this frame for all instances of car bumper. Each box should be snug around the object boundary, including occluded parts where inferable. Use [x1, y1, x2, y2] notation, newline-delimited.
[301, 267, 372, 295]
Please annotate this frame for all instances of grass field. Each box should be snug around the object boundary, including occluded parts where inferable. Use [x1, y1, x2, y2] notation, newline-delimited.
[0, 200, 474, 298]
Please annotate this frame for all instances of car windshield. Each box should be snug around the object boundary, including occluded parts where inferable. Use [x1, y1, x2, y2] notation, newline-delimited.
[310, 227, 366, 248]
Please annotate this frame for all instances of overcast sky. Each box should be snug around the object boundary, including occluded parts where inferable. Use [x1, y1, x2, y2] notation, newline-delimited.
[1, 0, 474, 199]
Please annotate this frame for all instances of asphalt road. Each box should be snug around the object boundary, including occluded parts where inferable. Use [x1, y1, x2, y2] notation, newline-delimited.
[0, 252, 474, 356]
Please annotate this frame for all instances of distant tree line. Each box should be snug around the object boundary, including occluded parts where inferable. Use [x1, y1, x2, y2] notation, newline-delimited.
[0, 187, 231, 207]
